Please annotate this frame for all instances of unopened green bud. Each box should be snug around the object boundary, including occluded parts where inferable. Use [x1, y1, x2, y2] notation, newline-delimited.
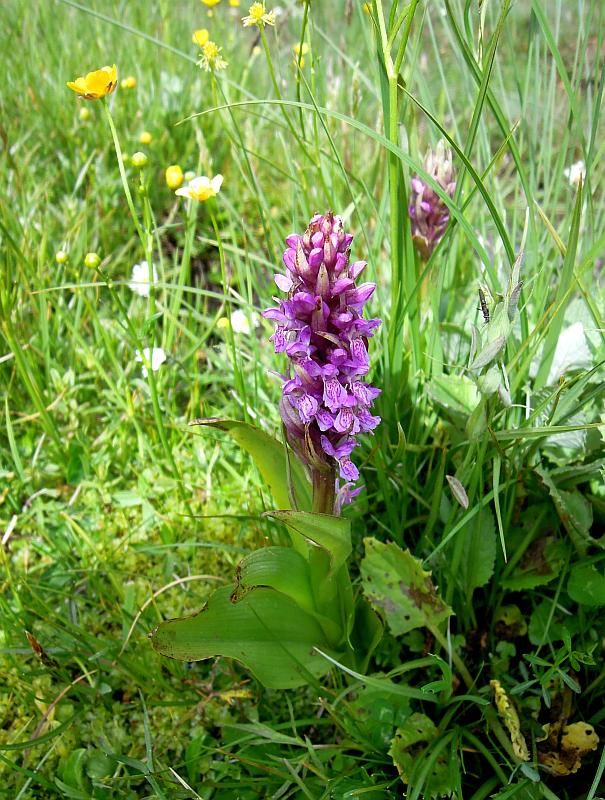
[131, 151, 148, 169]
[55, 250, 68, 265]
[84, 252, 101, 269]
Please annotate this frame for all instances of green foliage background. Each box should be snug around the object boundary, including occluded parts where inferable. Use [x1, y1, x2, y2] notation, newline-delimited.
[1, 0, 604, 797]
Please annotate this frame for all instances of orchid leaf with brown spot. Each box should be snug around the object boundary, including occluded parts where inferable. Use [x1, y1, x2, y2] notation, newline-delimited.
[360, 539, 452, 636]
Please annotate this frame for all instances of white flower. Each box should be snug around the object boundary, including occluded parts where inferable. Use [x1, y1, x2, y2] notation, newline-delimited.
[564, 160, 585, 187]
[128, 260, 158, 297]
[135, 347, 167, 377]
[230, 309, 251, 334]
[175, 174, 223, 202]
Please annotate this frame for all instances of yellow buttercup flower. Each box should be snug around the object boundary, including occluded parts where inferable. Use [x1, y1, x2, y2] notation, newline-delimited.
[198, 40, 228, 71]
[139, 131, 153, 145]
[229, 0, 241, 5]
[121, 75, 137, 90]
[175, 174, 223, 202]
[242, 2, 276, 27]
[67, 64, 118, 100]
[201, 0, 221, 6]
[192, 29, 209, 47]
[165, 165, 184, 190]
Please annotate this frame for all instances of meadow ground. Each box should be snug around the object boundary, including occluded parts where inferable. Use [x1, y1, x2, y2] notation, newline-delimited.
[1, 0, 605, 797]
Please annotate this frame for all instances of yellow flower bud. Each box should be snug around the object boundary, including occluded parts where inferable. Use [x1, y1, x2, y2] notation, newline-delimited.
[55, 250, 68, 265]
[139, 131, 153, 145]
[121, 75, 137, 89]
[131, 151, 148, 169]
[84, 252, 101, 269]
[165, 164, 184, 190]
[78, 107, 91, 122]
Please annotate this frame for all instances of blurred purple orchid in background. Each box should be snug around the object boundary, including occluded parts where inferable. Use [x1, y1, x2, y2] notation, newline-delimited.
[409, 139, 456, 259]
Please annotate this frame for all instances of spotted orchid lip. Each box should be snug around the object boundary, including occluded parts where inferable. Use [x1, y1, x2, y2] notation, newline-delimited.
[263, 212, 381, 486]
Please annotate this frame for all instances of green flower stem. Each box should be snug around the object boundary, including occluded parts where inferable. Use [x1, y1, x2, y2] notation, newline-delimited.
[165, 197, 197, 354]
[312, 467, 336, 515]
[102, 101, 146, 248]
[428, 622, 474, 691]
[258, 25, 331, 203]
[102, 103, 190, 510]
[374, 0, 421, 380]
[295, 1, 310, 133]
[209, 208, 248, 418]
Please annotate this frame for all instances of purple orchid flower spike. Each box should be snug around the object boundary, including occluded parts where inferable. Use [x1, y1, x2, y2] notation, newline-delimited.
[262, 212, 382, 515]
[409, 139, 456, 259]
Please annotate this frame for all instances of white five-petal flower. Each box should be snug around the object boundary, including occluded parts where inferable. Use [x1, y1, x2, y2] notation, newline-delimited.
[230, 309, 252, 334]
[135, 347, 167, 377]
[175, 174, 223, 201]
[128, 260, 158, 297]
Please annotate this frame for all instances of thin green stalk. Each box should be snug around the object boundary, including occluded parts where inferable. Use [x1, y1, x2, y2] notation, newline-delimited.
[257, 25, 331, 203]
[165, 198, 197, 353]
[311, 467, 336, 515]
[102, 101, 146, 247]
[209, 208, 247, 419]
[101, 104, 191, 509]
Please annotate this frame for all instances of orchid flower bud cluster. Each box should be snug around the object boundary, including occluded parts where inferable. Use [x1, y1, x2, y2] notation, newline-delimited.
[409, 139, 456, 259]
[262, 212, 381, 491]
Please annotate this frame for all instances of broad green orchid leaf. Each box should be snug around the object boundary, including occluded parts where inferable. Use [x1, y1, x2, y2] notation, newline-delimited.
[150, 586, 340, 689]
[189, 418, 311, 511]
[265, 510, 352, 571]
[360, 539, 452, 636]
[233, 547, 314, 612]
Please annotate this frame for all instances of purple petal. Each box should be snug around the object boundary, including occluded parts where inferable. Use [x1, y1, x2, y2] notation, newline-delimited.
[323, 377, 348, 412]
[316, 408, 334, 431]
[357, 410, 381, 432]
[348, 260, 367, 280]
[285, 234, 301, 249]
[283, 248, 296, 270]
[339, 458, 359, 482]
[347, 282, 376, 307]
[411, 177, 424, 194]
[296, 393, 318, 423]
[291, 291, 318, 314]
[332, 277, 354, 295]
[334, 408, 360, 434]
[308, 247, 324, 268]
[262, 306, 287, 323]
[351, 381, 381, 405]
[275, 273, 293, 292]
[271, 326, 287, 352]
